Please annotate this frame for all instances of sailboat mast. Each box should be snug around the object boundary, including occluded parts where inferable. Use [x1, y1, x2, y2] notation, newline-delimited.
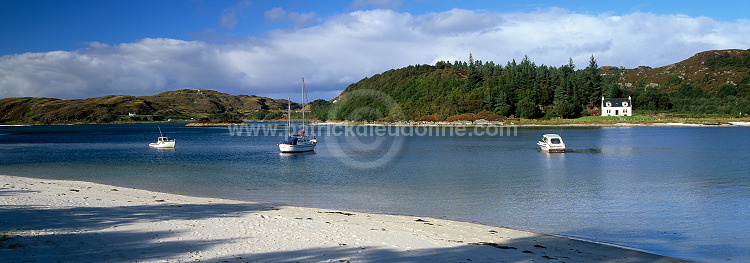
[287, 98, 291, 136]
[301, 78, 306, 134]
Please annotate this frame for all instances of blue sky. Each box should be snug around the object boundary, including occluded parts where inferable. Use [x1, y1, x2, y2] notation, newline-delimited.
[1, 0, 749, 100]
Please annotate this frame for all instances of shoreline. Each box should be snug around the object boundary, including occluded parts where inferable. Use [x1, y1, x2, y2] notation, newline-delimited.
[312, 120, 748, 127]
[0, 175, 693, 262]
[3, 117, 749, 128]
[179, 120, 749, 128]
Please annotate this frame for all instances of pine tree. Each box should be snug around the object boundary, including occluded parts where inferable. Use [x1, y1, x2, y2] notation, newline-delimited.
[517, 96, 540, 119]
[582, 55, 603, 108]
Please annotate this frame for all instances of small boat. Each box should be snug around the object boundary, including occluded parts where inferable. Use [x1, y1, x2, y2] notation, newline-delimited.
[537, 134, 565, 153]
[278, 78, 317, 153]
[149, 127, 176, 148]
[279, 129, 317, 153]
[149, 136, 176, 148]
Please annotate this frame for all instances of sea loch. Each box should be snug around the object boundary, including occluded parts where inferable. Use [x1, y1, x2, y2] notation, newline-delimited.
[0, 123, 748, 262]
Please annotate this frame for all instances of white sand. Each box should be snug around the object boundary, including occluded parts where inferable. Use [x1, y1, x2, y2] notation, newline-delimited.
[0, 175, 691, 263]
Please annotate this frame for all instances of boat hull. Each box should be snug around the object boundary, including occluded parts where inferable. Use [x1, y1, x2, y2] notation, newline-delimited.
[278, 143, 315, 153]
[541, 147, 565, 153]
[537, 143, 565, 153]
[149, 141, 175, 148]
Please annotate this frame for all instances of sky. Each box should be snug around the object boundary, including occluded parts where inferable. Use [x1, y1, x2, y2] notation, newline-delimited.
[1, 0, 749, 101]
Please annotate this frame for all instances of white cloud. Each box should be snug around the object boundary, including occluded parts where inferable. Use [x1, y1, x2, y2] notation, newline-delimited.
[416, 8, 503, 35]
[1, 8, 749, 100]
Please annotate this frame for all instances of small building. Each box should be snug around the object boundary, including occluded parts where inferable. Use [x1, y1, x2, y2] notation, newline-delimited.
[601, 96, 632, 116]
[128, 112, 137, 117]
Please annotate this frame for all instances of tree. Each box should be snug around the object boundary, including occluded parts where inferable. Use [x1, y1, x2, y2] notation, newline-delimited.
[581, 55, 603, 107]
[557, 58, 579, 106]
[553, 100, 578, 118]
[718, 84, 738, 97]
[484, 91, 514, 116]
[464, 53, 483, 91]
[308, 99, 332, 121]
[605, 83, 624, 99]
[516, 97, 540, 119]
[635, 86, 672, 111]
[536, 65, 555, 105]
[677, 84, 704, 98]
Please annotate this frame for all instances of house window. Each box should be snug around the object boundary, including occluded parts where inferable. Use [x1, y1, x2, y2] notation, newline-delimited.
[607, 110, 611, 113]
[606, 102, 612, 107]
[622, 102, 629, 107]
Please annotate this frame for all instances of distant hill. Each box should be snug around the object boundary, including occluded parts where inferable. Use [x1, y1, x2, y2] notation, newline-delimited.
[611, 49, 750, 94]
[326, 49, 750, 121]
[0, 89, 298, 124]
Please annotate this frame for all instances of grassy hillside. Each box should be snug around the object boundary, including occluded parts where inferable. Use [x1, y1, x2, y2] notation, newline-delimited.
[0, 89, 297, 124]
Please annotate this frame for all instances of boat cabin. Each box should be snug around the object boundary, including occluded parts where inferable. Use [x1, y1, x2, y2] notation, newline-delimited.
[545, 136, 563, 145]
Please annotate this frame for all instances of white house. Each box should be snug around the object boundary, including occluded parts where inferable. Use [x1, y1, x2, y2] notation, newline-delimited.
[601, 96, 632, 116]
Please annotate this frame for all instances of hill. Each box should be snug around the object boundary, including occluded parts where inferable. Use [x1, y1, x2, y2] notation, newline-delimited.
[612, 49, 750, 93]
[0, 89, 297, 124]
[326, 49, 750, 121]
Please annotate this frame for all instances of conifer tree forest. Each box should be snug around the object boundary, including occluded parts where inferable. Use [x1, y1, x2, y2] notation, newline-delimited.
[321, 52, 750, 121]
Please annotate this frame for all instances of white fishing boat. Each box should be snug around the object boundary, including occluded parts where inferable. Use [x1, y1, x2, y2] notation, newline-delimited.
[537, 134, 565, 153]
[278, 78, 317, 153]
[149, 127, 176, 148]
[149, 137, 176, 148]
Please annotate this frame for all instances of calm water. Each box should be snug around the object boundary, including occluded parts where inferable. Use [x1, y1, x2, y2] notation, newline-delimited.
[1, 123, 748, 262]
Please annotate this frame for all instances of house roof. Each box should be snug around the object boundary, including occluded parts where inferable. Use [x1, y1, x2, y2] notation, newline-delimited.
[603, 98, 631, 107]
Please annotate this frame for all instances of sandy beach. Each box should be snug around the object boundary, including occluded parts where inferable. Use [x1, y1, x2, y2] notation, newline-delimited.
[1, 175, 691, 262]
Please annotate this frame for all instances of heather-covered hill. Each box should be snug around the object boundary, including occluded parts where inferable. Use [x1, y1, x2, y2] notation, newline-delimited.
[612, 49, 750, 94]
[0, 89, 297, 124]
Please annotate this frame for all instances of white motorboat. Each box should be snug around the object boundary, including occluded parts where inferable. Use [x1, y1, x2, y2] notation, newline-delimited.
[537, 134, 565, 153]
[278, 78, 317, 153]
[149, 127, 176, 148]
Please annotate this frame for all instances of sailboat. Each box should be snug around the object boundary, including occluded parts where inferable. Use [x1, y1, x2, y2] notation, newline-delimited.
[278, 78, 317, 153]
[149, 126, 176, 148]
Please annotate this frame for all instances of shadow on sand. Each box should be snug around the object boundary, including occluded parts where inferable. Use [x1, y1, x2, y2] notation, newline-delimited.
[221, 234, 696, 263]
[0, 202, 272, 262]
[0, 198, 698, 262]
